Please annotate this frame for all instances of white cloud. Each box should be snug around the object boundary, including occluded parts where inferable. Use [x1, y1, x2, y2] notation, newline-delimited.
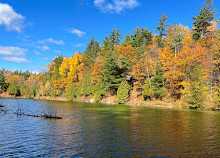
[0, 3, 25, 32]
[94, 0, 140, 13]
[68, 28, 86, 37]
[42, 57, 49, 60]
[74, 43, 84, 47]
[54, 50, 61, 53]
[0, 46, 27, 56]
[34, 50, 40, 55]
[38, 38, 64, 45]
[2, 56, 29, 63]
[37, 46, 50, 51]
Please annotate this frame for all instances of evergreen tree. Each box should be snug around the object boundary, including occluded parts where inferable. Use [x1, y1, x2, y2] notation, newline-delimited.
[66, 83, 78, 101]
[117, 80, 130, 104]
[193, 0, 216, 41]
[78, 73, 93, 97]
[93, 81, 107, 102]
[103, 56, 130, 94]
[109, 28, 122, 46]
[143, 79, 153, 100]
[187, 66, 206, 108]
[20, 83, 36, 98]
[0, 69, 6, 92]
[125, 32, 132, 43]
[132, 27, 152, 48]
[103, 29, 122, 52]
[103, 36, 113, 52]
[151, 62, 166, 99]
[7, 81, 20, 96]
[85, 38, 100, 65]
[156, 14, 168, 48]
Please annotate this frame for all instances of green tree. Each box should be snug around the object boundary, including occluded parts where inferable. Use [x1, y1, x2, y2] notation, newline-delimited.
[124, 32, 132, 44]
[66, 83, 78, 101]
[93, 81, 107, 102]
[109, 28, 122, 46]
[151, 62, 166, 99]
[156, 14, 168, 48]
[187, 66, 206, 109]
[7, 81, 20, 96]
[0, 69, 6, 92]
[78, 73, 93, 97]
[132, 27, 152, 48]
[103, 36, 113, 52]
[143, 79, 153, 100]
[103, 56, 130, 94]
[193, 0, 216, 41]
[85, 37, 100, 65]
[103, 28, 122, 53]
[20, 83, 36, 98]
[117, 80, 130, 104]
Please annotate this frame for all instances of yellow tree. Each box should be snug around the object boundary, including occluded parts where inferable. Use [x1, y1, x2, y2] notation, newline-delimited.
[159, 46, 184, 98]
[37, 74, 48, 96]
[59, 57, 70, 89]
[68, 53, 84, 86]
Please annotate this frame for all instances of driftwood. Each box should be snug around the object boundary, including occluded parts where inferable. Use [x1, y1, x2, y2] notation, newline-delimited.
[0, 104, 4, 107]
[14, 112, 62, 119]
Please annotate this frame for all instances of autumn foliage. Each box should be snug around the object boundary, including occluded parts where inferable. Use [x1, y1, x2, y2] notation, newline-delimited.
[1, 0, 220, 109]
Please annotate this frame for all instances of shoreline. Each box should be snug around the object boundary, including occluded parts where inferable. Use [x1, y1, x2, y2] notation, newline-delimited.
[0, 93, 186, 109]
[1, 93, 217, 111]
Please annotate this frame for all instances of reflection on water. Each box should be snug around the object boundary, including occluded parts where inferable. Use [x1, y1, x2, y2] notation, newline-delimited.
[0, 98, 220, 157]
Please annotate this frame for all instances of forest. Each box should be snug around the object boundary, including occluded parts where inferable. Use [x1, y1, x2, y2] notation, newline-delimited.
[0, 0, 220, 110]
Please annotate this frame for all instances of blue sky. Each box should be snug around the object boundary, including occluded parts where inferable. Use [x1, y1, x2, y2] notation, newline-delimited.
[0, 0, 219, 73]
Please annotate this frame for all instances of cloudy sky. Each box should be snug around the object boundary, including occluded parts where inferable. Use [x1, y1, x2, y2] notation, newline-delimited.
[0, 0, 219, 73]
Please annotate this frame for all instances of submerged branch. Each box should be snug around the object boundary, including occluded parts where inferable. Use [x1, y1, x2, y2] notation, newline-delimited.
[14, 111, 62, 119]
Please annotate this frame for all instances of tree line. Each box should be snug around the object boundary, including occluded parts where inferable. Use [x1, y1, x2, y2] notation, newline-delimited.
[0, 0, 220, 109]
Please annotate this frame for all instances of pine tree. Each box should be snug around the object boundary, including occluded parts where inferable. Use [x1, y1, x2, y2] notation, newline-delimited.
[117, 80, 130, 104]
[193, 0, 216, 41]
[143, 79, 153, 100]
[7, 81, 20, 96]
[93, 81, 107, 102]
[109, 28, 122, 46]
[66, 83, 78, 101]
[156, 14, 168, 48]
[187, 66, 206, 109]
[151, 62, 166, 99]
[78, 73, 93, 97]
[85, 37, 100, 65]
[0, 69, 6, 92]
[132, 27, 152, 48]
[103, 56, 130, 94]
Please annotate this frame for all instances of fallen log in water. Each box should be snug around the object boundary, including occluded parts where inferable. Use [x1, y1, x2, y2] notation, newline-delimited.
[0, 104, 4, 107]
[14, 112, 62, 119]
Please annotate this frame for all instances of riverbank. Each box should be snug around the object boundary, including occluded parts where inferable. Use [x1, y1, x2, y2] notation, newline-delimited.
[0, 92, 184, 108]
[1, 92, 217, 111]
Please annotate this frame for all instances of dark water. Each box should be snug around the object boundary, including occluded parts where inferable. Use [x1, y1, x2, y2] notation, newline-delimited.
[1, 98, 220, 157]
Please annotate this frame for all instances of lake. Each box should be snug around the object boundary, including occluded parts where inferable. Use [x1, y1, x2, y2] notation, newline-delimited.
[0, 98, 220, 157]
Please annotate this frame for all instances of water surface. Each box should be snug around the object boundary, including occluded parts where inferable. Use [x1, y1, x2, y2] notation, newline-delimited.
[1, 98, 220, 157]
